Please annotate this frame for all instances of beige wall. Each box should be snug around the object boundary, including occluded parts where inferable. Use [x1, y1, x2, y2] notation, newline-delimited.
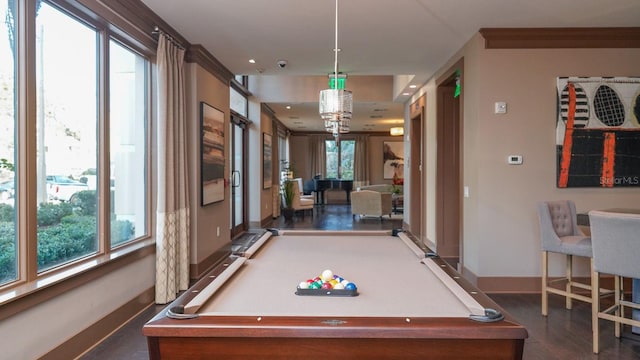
[186, 64, 231, 266]
[2, 256, 155, 359]
[413, 33, 640, 283]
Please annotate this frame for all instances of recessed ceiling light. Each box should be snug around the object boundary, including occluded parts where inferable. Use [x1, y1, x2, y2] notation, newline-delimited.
[249, 59, 256, 64]
[286, 105, 291, 109]
[402, 92, 410, 96]
[409, 85, 417, 89]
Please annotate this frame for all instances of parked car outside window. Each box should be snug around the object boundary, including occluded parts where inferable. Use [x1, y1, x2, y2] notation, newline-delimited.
[0, 180, 14, 201]
[46, 175, 89, 202]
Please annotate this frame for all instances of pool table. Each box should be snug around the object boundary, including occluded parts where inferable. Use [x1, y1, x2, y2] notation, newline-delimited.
[143, 230, 527, 359]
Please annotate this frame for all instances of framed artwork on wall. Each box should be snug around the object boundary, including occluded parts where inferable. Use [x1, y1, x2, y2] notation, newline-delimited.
[263, 133, 273, 189]
[200, 102, 225, 205]
[556, 77, 640, 188]
[383, 141, 404, 180]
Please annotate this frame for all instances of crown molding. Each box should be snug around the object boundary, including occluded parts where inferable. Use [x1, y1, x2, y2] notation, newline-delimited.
[479, 27, 640, 49]
[185, 45, 234, 84]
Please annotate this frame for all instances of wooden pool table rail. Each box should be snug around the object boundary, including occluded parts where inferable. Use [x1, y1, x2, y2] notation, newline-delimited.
[143, 232, 527, 359]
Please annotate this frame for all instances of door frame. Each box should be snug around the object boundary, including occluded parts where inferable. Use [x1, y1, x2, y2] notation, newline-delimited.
[435, 58, 464, 268]
[230, 111, 249, 239]
[409, 95, 425, 240]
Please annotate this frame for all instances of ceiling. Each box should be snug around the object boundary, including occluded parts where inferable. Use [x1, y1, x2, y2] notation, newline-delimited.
[141, 0, 640, 132]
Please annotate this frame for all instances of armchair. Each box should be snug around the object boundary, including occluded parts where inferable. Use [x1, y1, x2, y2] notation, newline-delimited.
[351, 190, 392, 219]
[293, 178, 314, 202]
[291, 179, 314, 217]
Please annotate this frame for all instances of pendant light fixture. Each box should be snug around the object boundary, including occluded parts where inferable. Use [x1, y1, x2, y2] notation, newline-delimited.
[319, 0, 352, 138]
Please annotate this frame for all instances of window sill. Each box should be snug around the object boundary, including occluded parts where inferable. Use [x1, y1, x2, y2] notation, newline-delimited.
[0, 239, 155, 321]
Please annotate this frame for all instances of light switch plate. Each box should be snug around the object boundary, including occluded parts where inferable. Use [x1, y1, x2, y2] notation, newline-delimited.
[495, 102, 507, 114]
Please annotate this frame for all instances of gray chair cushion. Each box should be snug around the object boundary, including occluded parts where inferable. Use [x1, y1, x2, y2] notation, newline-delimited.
[547, 201, 574, 237]
[589, 210, 640, 279]
[537, 200, 592, 258]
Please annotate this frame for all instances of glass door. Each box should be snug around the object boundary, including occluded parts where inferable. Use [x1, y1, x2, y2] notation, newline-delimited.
[230, 114, 247, 238]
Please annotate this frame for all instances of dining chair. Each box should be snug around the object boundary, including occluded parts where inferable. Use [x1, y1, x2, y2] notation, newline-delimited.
[589, 210, 640, 354]
[537, 200, 595, 316]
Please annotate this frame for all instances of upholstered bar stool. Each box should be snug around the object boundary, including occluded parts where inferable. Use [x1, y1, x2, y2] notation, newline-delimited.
[537, 200, 594, 316]
[589, 210, 640, 354]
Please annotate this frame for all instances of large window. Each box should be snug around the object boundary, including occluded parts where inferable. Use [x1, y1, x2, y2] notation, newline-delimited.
[36, 2, 98, 271]
[0, 0, 17, 285]
[0, 1, 149, 286]
[325, 139, 354, 179]
[109, 40, 147, 247]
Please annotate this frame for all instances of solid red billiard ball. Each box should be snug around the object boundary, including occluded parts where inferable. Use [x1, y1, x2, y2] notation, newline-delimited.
[321, 282, 333, 290]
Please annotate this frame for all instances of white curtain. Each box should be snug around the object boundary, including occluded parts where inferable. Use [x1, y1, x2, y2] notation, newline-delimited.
[353, 135, 370, 188]
[155, 33, 190, 304]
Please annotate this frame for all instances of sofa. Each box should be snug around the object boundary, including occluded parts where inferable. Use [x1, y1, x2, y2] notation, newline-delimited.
[351, 190, 392, 219]
[357, 184, 402, 195]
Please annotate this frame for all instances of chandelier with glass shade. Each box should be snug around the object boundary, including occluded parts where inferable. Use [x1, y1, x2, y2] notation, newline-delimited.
[319, 0, 352, 138]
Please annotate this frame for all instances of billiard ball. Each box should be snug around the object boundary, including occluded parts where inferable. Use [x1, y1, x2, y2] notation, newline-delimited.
[344, 282, 357, 290]
[321, 269, 333, 282]
[333, 282, 344, 290]
[298, 281, 309, 289]
[321, 282, 333, 290]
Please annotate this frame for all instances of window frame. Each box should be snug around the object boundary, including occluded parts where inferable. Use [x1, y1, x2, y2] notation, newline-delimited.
[0, 0, 154, 308]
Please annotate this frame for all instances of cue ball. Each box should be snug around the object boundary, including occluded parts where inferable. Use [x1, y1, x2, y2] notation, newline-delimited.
[321, 269, 333, 282]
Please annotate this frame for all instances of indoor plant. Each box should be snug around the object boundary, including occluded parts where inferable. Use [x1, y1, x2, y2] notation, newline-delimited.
[281, 179, 295, 220]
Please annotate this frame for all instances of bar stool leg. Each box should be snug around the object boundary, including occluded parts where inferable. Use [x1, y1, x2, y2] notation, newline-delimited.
[542, 251, 548, 316]
[566, 254, 573, 310]
[615, 276, 621, 338]
[591, 258, 599, 354]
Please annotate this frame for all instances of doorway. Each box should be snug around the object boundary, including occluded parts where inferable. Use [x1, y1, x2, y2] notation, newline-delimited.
[230, 112, 249, 238]
[409, 95, 425, 239]
[436, 60, 463, 268]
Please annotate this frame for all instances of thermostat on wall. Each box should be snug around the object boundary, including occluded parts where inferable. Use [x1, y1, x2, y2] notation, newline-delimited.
[508, 155, 523, 165]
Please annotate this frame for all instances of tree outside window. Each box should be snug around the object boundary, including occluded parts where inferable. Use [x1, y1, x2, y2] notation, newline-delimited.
[325, 140, 354, 179]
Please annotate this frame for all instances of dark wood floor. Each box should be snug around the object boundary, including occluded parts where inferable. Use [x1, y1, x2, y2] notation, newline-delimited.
[81, 205, 640, 359]
[266, 203, 405, 231]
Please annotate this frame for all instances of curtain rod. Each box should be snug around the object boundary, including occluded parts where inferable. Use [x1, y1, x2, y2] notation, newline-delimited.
[152, 26, 185, 50]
